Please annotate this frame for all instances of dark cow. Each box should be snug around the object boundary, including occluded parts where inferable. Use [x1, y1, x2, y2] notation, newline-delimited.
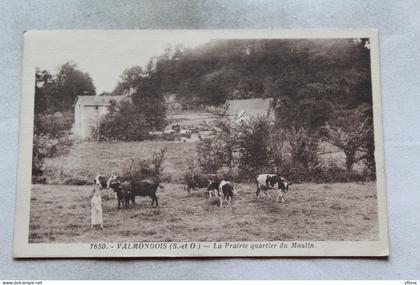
[207, 180, 234, 210]
[184, 172, 217, 195]
[120, 179, 163, 207]
[107, 175, 131, 209]
[255, 174, 291, 203]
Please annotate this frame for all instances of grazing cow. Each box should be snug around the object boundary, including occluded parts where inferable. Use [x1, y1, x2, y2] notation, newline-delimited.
[94, 175, 108, 189]
[107, 175, 130, 209]
[184, 172, 218, 195]
[120, 179, 162, 207]
[94, 175, 114, 199]
[255, 174, 290, 203]
[207, 180, 234, 209]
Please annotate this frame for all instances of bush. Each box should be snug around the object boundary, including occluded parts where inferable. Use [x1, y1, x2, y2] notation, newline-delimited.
[32, 135, 46, 183]
[196, 108, 238, 173]
[32, 111, 74, 183]
[32, 133, 73, 183]
[360, 123, 376, 180]
[193, 110, 369, 184]
[121, 147, 167, 183]
[32, 134, 73, 159]
[34, 112, 73, 137]
[196, 137, 227, 173]
[216, 166, 240, 182]
[237, 116, 274, 177]
[267, 128, 322, 183]
[318, 161, 365, 183]
[286, 128, 322, 182]
[196, 115, 322, 183]
[97, 101, 150, 141]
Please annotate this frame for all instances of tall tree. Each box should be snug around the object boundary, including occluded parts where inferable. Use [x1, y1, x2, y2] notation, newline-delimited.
[54, 62, 96, 111]
[34, 68, 56, 114]
[113, 65, 167, 130]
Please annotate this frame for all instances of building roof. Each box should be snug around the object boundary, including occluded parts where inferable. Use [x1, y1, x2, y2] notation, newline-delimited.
[164, 93, 177, 103]
[226, 98, 274, 119]
[73, 95, 128, 107]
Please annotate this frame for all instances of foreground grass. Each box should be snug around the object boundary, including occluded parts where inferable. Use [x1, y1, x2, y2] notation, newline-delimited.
[29, 182, 378, 243]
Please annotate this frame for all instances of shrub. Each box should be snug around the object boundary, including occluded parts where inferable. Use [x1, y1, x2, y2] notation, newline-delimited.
[196, 137, 226, 173]
[216, 166, 240, 182]
[33, 112, 73, 137]
[269, 128, 322, 183]
[32, 135, 46, 183]
[318, 161, 365, 183]
[288, 128, 321, 172]
[32, 111, 74, 183]
[97, 101, 149, 141]
[121, 147, 167, 183]
[326, 104, 376, 175]
[196, 107, 239, 173]
[237, 116, 274, 178]
[360, 123, 376, 180]
[32, 133, 73, 183]
[32, 134, 73, 159]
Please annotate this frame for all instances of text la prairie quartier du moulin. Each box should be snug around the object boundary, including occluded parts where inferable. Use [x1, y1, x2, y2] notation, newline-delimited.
[91, 241, 316, 251]
[212, 241, 316, 250]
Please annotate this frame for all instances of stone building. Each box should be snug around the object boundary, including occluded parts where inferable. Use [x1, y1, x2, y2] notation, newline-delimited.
[72, 95, 129, 140]
[226, 97, 274, 122]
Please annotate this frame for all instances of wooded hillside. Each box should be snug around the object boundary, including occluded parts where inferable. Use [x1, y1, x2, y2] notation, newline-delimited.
[114, 38, 372, 130]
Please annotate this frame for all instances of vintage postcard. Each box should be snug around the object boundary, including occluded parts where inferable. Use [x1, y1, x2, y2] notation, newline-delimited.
[14, 29, 388, 257]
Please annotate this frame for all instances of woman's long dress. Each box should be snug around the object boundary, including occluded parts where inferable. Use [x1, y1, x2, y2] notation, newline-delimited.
[91, 193, 103, 227]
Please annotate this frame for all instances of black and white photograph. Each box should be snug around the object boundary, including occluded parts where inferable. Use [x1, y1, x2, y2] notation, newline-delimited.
[14, 30, 388, 257]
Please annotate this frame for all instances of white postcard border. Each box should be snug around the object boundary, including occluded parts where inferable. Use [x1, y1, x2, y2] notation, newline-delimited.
[14, 29, 389, 258]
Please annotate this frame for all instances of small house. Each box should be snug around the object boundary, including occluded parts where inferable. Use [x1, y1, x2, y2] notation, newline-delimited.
[164, 93, 182, 111]
[73, 95, 129, 140]
[226, 98, 274, 122]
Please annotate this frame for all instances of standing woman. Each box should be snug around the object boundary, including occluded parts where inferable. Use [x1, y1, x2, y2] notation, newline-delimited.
[91, 187, 104, 229]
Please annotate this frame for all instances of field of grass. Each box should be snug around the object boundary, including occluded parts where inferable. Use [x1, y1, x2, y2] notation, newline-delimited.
[167, 111, 218, 130]
[29, 182, 378, 243]
[33, 110, 378, 243]
[42, 111, 218, 185]
[41, 110, 367, 185]
[43, 140, 196, 184]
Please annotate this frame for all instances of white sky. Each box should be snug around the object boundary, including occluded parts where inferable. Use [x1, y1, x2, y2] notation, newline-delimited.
[31, 31, 216, 93]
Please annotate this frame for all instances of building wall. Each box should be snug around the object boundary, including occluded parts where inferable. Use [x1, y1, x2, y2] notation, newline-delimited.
[227, 98, 274, 119]
[73, 103, 83, 138]
[74, 104, 109, 140]
[167, 102, 182, 110]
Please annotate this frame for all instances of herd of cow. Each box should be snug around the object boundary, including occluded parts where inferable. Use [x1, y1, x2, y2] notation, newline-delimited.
[94, 173, 291, 211]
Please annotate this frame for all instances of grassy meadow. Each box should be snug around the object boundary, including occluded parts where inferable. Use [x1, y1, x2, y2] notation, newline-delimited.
[29, 182, 378, 243]
[31, 110, 378, 243]
[41, 109, 363, 185]
[43, 140, 196, 184]
[42, 111, 215, 185]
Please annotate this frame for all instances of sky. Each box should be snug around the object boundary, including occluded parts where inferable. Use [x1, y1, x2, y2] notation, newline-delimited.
[31, 31, 216, 94]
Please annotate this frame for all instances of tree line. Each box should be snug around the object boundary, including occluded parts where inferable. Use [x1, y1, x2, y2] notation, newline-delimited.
[33, 63, 96, 182]
[35, 62, 96, 114]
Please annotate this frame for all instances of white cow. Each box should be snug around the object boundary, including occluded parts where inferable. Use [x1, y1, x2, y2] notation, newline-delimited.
[255, 174, 290, 203]
[94, 175, 118, 199]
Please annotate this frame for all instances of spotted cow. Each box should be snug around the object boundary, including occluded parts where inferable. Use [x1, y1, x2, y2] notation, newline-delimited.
[255, 174, 290, 203]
